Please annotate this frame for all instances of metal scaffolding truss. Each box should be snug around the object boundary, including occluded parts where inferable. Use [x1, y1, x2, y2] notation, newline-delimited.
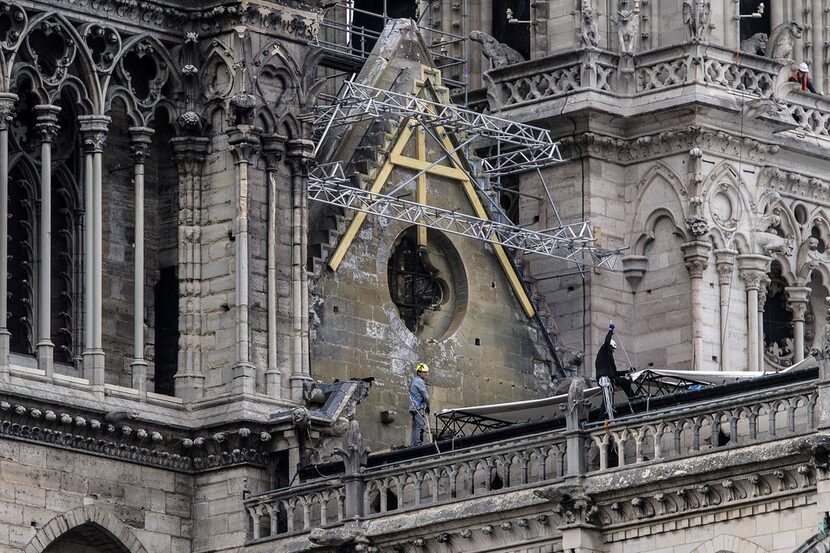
[313, 81, 564, 177]
[316, 1, 468, 91]
[308, 163, 620, 270]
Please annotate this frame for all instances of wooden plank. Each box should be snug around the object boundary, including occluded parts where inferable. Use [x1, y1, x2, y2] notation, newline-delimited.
[327, 122, 414, 271]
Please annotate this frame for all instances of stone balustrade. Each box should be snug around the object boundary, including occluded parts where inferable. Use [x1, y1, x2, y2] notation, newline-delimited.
[246, 480, 347, 540]
[483, 43, 829, 141]
[244, 368, 819, 544]
[585, 382, 817, 471]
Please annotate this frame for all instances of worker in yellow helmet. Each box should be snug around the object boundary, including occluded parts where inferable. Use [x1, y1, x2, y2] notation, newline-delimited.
[409, 363, 431, 446]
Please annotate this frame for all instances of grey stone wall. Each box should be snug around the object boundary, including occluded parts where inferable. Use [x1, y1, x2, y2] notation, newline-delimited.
[310, 163, 556, 447]
[0, 440, 192, 552]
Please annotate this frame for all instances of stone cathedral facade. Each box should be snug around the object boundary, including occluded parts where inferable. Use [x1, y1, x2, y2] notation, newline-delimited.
[2, 0, 830, 553]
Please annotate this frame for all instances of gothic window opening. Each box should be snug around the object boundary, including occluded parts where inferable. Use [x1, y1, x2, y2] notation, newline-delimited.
[739, 0, 770, 45]
[811, 225, 826, 253]
[51, 94, 83, 367]
[8, 165, 36, 356]
[492, 0, 530, 60]
[148, 116, 179, 396]
[6, 83, 84, 372]
[763, 264, 793, 368]
[52, 173, 79, 365]
[153, 266, 178, 396]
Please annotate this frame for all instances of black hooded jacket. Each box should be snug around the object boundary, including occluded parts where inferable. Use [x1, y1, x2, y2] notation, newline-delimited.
[595, 330, 616, 381]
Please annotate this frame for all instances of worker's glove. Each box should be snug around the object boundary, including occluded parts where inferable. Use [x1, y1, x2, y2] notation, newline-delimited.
[609, 323, 616, 332]
[425, 406, 431, 415]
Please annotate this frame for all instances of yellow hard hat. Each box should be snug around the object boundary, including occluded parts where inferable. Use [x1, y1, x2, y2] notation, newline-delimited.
[416, 363, 430, 373]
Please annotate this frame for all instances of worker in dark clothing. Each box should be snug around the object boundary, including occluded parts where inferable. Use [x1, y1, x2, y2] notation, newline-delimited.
[789, 62, 818, 94]
[595, 324, 634, 398]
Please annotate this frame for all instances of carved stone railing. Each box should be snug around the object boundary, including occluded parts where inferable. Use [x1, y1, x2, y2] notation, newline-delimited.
[483, 52, 584, 109]
[585, 382, 817, 471]
[360, 435, 566, 517]
[786, 92, 830, 137]
[246, 479, 347, 540]
[245, 433, 568, 541]
[245, 370, 820, 544]
[483, 43, 830, 142]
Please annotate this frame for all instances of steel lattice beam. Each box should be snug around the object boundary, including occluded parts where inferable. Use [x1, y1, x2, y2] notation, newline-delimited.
[312, 81, 564, 176]
[308, 164, 619, 270]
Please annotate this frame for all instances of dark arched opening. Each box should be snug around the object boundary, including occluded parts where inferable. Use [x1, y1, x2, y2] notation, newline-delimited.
[43, 522, 131, 553]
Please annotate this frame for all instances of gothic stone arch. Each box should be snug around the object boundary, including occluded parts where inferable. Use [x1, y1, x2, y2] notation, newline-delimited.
[689, 534, 769, 553]
[24, 505, 148, 553]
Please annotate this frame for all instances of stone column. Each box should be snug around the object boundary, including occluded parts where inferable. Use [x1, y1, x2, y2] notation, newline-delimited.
[172, 137, 209, 402]
[0, 93, 17, 379]
[286, 139, 315, 402]
[682, 241, 711, 370]
[565, 389, 588, 477]
[770, 1, 783, 41]
[786, 286, 811, 364]
[78, 115, 110, 389]
[812, 0, 823, 94]
[714, 249, 737, 371]
[129, 127, 153, 393]
[262, 134, 286, 399]
[228, 126, 260, 396]
[737, 254, 772, 372]
[34, 105, 61, 377]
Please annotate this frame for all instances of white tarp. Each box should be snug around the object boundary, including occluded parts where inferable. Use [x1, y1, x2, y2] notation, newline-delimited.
[629, 355, 815, 387]
[438, 356, 816, 425]
[438, 386, 604, 424]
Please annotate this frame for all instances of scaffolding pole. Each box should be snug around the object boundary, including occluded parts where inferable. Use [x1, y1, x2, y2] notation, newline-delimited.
[307, 164, 620, 270]
[311, 80, 564, 177]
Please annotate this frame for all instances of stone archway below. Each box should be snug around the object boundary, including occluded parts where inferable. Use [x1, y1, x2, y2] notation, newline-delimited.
[689, 534, 769, 553]
[24, 505, 148, 553]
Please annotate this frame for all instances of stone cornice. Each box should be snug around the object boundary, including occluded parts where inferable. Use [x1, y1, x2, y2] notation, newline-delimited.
[0, 393, 280, 473]
[25, 0, 321, 41]
[559, 126, 779, 164]
[761, 166, 830, 205]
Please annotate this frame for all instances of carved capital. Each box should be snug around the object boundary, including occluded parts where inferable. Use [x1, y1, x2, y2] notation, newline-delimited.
[261, 133, 287, 171]
[128, 127, 154, 164]
[227, 126, 261, 165]
[0, 93, 17, 132]
[786, 286, 812, 322]
[738, 270, 762, 291]
[171, 137, 210, 178]
[737, 254, 772, 291]
[682, 241, 711, 279]
[34, 105, 61, 143]
[714, 248, 737, 285]
[285, 138, 316, 175]
[78, 115, 111, 154]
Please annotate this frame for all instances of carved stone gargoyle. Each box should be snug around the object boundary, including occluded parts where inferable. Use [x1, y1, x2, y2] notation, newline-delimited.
[308, 521, 377, 552]
[535, 485, 602, 526]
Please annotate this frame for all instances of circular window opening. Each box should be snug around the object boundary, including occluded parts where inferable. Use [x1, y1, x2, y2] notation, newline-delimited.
[387, 226, 468, 340]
